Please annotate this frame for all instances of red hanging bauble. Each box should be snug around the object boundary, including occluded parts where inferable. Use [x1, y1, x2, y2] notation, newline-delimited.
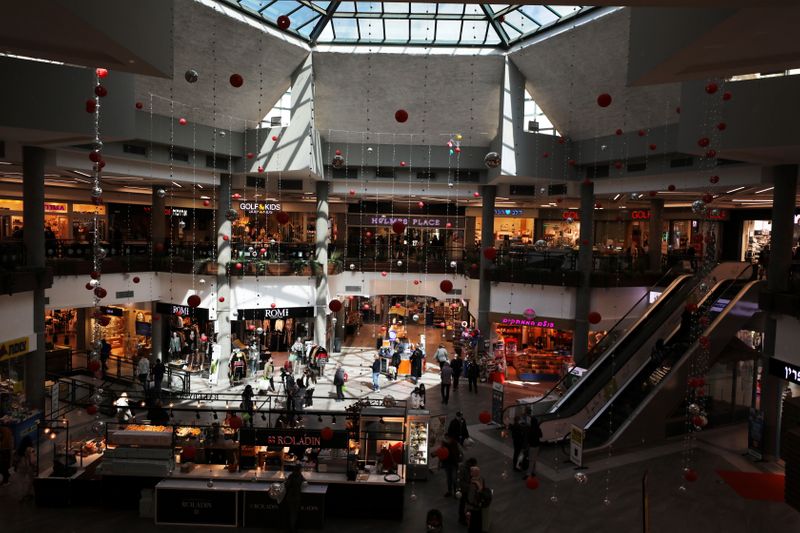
[232, 193, 242, 200]
[257, 166, 264, 173]
[222, 234, 230, 241]
[85, 282, 93, 290]
[649, 144, 657, 151]
[446, 222, 452, 228]
[90, 270, 101, 280]
[94, 287, 107, 299]
[277, 15, 291, 30]
[96, 68, 109, 78]
[399, 161, 407, 167]
[615, 128, 623, 136]
[381, 271, 388, 277]
[716, 122, 727, 131]
[649, 191, 657, 197]
[722, 91, 732, 101]
[179, 118, 187, 125]
[349, 189, 355, 196]
[135, 101, 143, 110]
[668, 184, 676, 191]
[85, 99, 96, 113]
[270, 303, 277, 308]
[235, 262, 243, 270]
[328, 300, 343, 313]
[187, 295, 201, 308]
[588, 311, 602, 324]
[392, 220, 406, 235]
[638, 129, 646, 137]
[335, 149, 342, 156]
[613, 161, 623, 170]
[705, 149, 717, 158]
[709, 175, 719, 184]
[89, 150, 101, 163]
[246, 152, 254, 159]
[413, 279, 420, 285]
[705, 82, 718, 94]
[478, 411, 492, 424]
[203, 199, 210, 207]
[394, 109, 409, 123]
[94, 85, 107, 97]
[675, 106, 681, 114]
[697, 137, 710, 148]
[275, 211, 290, 225]
[683, 468, 699, 482]
[525, 476, 540, 490]
[542, 152, 550, 159]
[229, 73, 244, 87]
[483, 247, 497, 261]
[596, 93, 612, 107]
[219, 297, 225, 302]
[473, 191, 480, 198]
[417, 201, 424, 208]
[439, 280, 453, 293]
[132, 276, 140, 284]
[568, 159, 577, 167]
[272, 135, 278, 141]
[321, 427, 334, 441]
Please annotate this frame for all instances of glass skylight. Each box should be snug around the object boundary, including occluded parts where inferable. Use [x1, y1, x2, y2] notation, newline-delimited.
[220, 1, 590, 47]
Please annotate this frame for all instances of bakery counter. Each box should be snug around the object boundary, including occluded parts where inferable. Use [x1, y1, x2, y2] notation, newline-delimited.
[170, 463, 406, 487]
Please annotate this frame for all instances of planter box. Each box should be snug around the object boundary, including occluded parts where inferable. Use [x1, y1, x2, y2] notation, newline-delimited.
[267, 262, 291, 275]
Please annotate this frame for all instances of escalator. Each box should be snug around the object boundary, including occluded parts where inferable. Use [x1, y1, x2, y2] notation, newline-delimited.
[531, 262, 751, 442]
[581, 271, 762, 453]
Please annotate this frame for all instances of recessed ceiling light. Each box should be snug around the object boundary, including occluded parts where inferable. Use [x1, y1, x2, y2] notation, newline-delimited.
[726, 186, 745, 194]
[0, 161, 12, 165]
[171, 181, 182, 188]
[755, 186, 774, 194]
[200, 195, 211, 200]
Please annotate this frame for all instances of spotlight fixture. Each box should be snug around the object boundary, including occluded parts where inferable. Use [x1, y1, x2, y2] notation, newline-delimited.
[140, 401, 146, 407]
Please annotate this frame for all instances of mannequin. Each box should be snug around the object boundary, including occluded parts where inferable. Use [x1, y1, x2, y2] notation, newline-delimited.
[169, 331, 182, 361]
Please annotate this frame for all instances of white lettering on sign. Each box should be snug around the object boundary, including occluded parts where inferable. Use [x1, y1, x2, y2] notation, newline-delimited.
[785, 366, 800, 383]
[239, 202, 282, 213]
[368, 216, 442, 227]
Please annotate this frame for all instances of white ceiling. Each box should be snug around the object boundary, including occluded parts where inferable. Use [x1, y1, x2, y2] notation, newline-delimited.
[134, 0, 309, 130]
[510, 8, 682, 140]
[312, 51, 505, 146]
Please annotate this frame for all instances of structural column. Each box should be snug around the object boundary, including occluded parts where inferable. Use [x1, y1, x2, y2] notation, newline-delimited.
[648, 198, 664, 272]
[214, 174, 232, 387]
[477, 185, 496, 344]
[572, 179, 595, 366]
[315, 181, 329, 350]
[761, 164, 798, 458]
[23, 146, 46, 410]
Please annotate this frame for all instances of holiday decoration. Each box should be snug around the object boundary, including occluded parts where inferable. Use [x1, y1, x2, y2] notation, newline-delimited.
[596, 93, 612, 107]
[484, 152, 501, 168]
[697, 137, 710, 148]
[132, 276, 140, 284]
[524, 308, 536, 319]
[394, 109, 409, 123]
[705, 82, 718, 94]
[716, 122, 727, 131]
[85, 99, 96, 113]
[277, 15, 290, 29]
[668, 184, 676, 191]
[483, 247, 497, 261]
[332, 154, 345, 169]
[321, 427, 334, 441]
[574, 472, 588, 485]
[179, 118, 187, 125]
[328, 300, 342, 313]
[135, 101, 143, 110]
[683, 468, 698, 482]
[94, 287, 107, 299]
[526, 476, 540, 490]
[440, 280, 453, 293]
[275, 211, 290, 225]
[588, 311, 602, 324]
[478, 411, 492, 424]
[615, 128, 623, 136]
[691, 200, 706, 214]
[94, 85, 107, 98]
[229, 73, 244, 87]
[722, 91, 732, 101]
[188, 295, 201, 308]
[702, 193, 713, 204]
[392, 220, 405, 235]
[184, 69, 199, 83]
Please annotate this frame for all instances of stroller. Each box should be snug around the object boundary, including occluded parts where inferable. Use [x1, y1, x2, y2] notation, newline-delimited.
[426, 509, 443, 533]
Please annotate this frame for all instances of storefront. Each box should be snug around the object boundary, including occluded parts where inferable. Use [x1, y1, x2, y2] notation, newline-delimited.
[489, 313, 575, 382]
[92, 305, 153, 360]
[0, 198, 108, 242]
[346, 203, 465, 263]
[155, 302, 212, 371]
[475, 208, 536, 247]
[0, 335, 42, 447]
[234, 306, 315, 353]
[234, 201, 326, 245]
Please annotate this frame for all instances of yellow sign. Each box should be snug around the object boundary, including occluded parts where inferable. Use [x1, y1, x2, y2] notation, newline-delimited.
[73, 203, 107, 215]
[0, 336, 30, 362]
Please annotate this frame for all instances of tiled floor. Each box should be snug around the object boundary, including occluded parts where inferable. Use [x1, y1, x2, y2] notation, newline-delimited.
[5, 333, 799, 532]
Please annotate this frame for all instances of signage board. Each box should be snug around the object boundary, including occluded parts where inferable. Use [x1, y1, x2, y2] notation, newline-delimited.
[155, 302, 209, 322]
[570, 425, 585, 467]
[155, 486, 238, 527]
[239, 427, 349, 449]
[243, 488, 325, 528]
[135, 321, 152, 337]
[0, 336, 30, 362]
[238, 202, 282, 214]
[768, 357, 800, 385]
[73, 204, 106, 215]
[499, 317, 556, 328]
[237, 307, 314, 320]
[100, 306, 124, 317]
[491, 382, 504, 425]
[495, 208, 525, 217]
[347, 214, 456, 229]
[44, 202, 68, 213]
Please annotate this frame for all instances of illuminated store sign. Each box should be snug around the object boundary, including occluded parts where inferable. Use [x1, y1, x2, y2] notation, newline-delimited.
[239, 202, 282, 214]
[769, 358, 800, 385]
[165, 208, 189, 217]
[631, 210, 651, 220]
[500, 317, 556, 328]
[155, 302, 209, 321]
[369, 216, 444, 228]
[44, 202, 68, 213]
[495, 209, 525, 217]
[561, 211, 579, 220]
[237, 307, 314, 320]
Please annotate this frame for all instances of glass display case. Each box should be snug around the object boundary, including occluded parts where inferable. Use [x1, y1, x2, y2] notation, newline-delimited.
[358, 407, 405, 478]
[406, 409, 430, 480]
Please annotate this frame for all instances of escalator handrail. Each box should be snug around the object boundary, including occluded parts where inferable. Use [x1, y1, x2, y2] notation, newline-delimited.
[503, 268, 682, 417]
[545, 272, 694, 414]
[583, 267, 758, 445]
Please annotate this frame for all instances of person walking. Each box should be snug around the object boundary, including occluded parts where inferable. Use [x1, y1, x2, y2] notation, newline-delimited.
[371, 354, 382, 392]
[447, 411, 470, 445]
[283, 463, 305, 533]
[465, 465, 487, 533]
[241, 384, 255, 427]
[136, 355, 150, 395]
[440, 362, 453, 406]
[522, 410, 543, 479]
[100, 338, 112, 377]
[510, 416, 525, 471]
[458, 457, 478, 525]
[0, 426, 12, 485]
[434, 344, 449, 369]
[441, 434, 461, 497]
[410, 346, 423, 384]
[152, 358, 166, 399]
[333, 363, 346, 401]
[12, 436, 35, 502]
[450, 354, 463, 391]
[467, 357, 480, 393]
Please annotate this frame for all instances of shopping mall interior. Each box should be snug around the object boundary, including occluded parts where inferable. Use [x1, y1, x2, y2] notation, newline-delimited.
[1, 1, 800, 531]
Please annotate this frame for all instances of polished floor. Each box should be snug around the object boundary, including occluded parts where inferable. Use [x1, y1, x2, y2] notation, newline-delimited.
[4, 326, 798, 532]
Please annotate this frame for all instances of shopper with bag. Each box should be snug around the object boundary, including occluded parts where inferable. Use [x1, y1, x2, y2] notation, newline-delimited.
[441, 434, 462, 497]
[333, 363, 346, 401]
[457, 457, 478, 525]
[466, 465, 491, 533]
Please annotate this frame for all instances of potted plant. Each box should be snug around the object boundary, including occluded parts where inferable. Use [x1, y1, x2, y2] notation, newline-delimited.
[267, 261, 291, 276]
[328, 250, 344, 275]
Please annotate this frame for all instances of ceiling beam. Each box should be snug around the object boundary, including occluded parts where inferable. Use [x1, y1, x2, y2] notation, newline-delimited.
[308, 0, 341, 45]
[480, 4, 510, 49]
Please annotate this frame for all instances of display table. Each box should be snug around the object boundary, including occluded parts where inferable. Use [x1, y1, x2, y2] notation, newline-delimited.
[34, 452, 103, 507]
[0, 410, 42, 447]
[155, 478, 327, 528]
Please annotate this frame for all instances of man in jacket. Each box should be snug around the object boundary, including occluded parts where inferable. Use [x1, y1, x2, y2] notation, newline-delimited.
[152, 359, 166, 399]
[447, 411, 470, 445]
[440, 362, 453, 405]
[333, 364, 346, 401]
[450, 354, 464, 390]
[371, 354, 382, 392]
[434, 344, 449, 369]
[466, 357, 480, 393]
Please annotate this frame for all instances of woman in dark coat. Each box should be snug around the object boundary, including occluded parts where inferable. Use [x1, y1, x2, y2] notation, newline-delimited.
[410, 347, 423, 382]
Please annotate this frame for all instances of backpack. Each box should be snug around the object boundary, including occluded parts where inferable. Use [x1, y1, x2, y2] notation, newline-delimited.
[476, 486, 493, 508]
